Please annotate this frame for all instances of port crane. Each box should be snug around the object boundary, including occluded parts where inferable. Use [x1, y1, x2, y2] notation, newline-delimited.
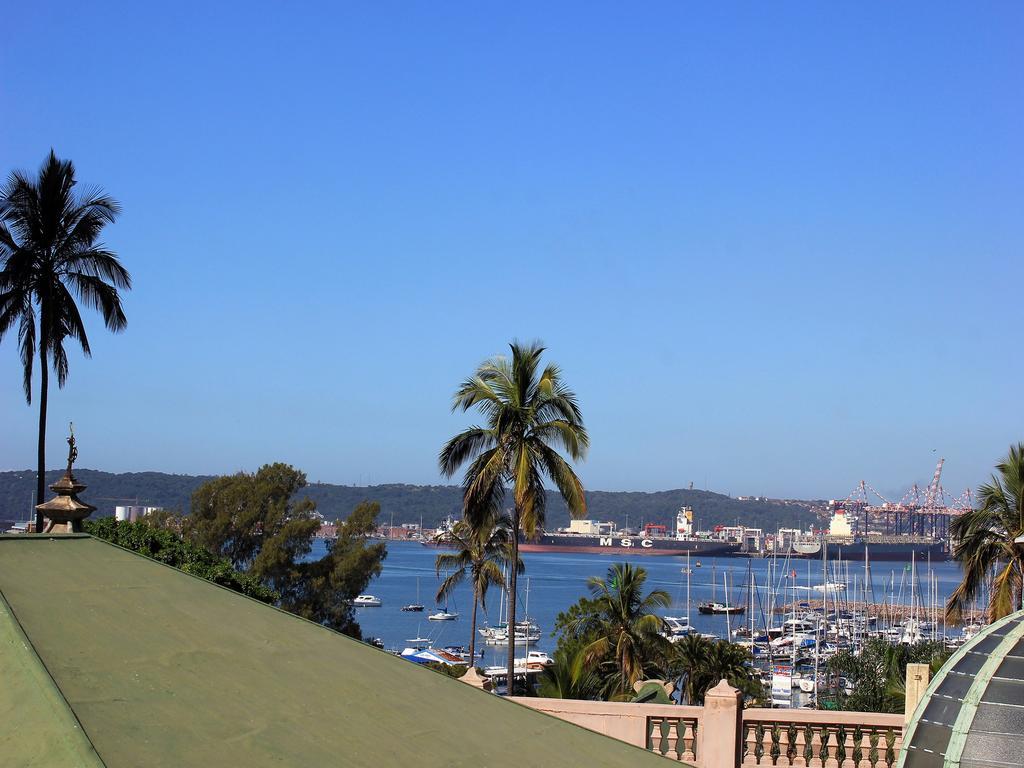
[836, 458, 967, 539]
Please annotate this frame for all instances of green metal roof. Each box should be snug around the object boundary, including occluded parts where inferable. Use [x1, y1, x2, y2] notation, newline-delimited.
[0, 535, 665, 768]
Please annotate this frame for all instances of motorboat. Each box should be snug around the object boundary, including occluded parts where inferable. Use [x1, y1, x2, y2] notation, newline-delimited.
[516, 650, 554, 670]
[401, 647, 465, 666]
[352, 595, 382, 607]
[661, 616, 694, 641]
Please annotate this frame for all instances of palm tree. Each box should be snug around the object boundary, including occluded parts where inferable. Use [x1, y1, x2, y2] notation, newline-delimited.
[572, 562, 672, 699]
[440, 341, 588, 691]
[946, 443, 1024, 623]
[538, 643, 603, 700]
[671, 633, 714, 705]
[0, 151, 130, 531]
[669, 633, 762, 705]
[434, 515, 519, 662]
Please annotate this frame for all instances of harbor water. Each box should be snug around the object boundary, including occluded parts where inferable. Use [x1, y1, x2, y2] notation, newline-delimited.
[315, 539, 968, 667]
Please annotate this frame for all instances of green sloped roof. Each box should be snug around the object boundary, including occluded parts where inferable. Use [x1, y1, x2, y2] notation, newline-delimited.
[0, 535, 663, 767]
[0, 589, 104, 767]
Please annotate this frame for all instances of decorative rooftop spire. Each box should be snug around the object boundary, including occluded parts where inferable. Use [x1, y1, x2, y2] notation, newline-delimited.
[66, 422, 78, 475]
[35, 422, 95, 533]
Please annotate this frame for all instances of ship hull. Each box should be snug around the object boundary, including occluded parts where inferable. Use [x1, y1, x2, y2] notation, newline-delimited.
[785, 538, 948, 562]
[518, 534, 742, 557]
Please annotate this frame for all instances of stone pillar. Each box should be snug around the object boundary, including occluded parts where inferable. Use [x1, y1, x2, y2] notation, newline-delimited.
[904, 663, 930, 724]
[702, 679, 743, 768]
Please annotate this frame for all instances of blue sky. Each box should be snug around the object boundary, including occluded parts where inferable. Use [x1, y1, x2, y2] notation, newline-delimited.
[2, 3, 1021, 499]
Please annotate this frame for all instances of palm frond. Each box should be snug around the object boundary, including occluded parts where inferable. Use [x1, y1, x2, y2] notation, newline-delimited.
[438, 426, 496, 478]
[533, 442, 587, 518]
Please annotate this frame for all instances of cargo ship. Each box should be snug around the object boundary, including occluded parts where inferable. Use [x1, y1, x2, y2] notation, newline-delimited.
[516, 507, 742, 557]
[780, 510, 948, 562]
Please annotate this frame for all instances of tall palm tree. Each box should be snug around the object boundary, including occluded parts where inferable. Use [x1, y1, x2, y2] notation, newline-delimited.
[572, 562, 671, 699]
[434, 515, 520, 662]
[0, 151, 130, 531]
[946, 443, 1024, 623]
[440, 341, 588, 691]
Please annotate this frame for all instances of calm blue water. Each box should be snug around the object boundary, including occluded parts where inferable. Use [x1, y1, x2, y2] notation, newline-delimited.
[312, 539, 965, 665]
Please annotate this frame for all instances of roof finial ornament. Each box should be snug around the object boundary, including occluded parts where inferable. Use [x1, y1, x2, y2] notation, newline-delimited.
[35, 422, 95, 533]
[66, 422, 78, 475]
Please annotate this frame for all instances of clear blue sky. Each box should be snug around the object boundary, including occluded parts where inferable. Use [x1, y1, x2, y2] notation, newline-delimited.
[2, 3, 1021, 500]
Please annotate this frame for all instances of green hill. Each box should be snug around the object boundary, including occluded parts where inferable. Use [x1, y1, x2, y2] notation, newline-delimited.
[0, 469, 816, 533]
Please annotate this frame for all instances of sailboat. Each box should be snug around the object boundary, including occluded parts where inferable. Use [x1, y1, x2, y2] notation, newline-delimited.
[485, 578, 541, 644]
[402, 577, 425, 612]
[429, 568, 459, 620]
[428, 608, 459, 621]
[698, 563, 745, 615]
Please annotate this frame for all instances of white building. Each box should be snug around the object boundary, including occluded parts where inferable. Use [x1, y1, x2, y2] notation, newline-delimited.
[114, 506, 163, 522]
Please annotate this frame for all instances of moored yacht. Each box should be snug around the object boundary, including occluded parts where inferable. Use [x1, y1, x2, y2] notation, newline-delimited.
[428, 609, 459, 621]
[661, 616, 694, 641]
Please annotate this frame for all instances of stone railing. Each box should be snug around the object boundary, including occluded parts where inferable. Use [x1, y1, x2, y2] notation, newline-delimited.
[740, 709, 903, 768]
[509, 697, 706, 762]
[510, 679, 908, 768]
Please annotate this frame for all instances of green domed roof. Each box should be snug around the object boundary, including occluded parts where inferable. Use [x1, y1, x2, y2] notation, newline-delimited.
[899, 608, 1024, 768]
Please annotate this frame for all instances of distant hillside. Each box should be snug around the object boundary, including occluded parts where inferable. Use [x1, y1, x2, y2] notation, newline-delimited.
[0, 469, 817, 532]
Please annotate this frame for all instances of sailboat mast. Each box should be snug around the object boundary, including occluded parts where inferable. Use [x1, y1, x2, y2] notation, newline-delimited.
[686, 550, 691, 625]
[724, 570, 732, 638]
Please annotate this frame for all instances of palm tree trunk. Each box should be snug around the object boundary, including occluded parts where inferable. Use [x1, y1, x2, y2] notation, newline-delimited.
[469, 587, 479, 664]
[506, 506, 519, 694]
[35, 349, 48, 533]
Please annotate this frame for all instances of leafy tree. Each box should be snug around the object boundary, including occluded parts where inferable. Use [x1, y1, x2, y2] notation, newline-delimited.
[184, 464, 386, 638]
[946, 443, 1024, 623]
[0, 151, 131, 532]
[281, 500, 387, 638]
[185, 463, 319, 584]
[434, 515, 519, 662]
[669, 634, 764, 705]
[440, 341, 588, 689]
[825, 639, 949, 713]
[84, 517, 277, 603]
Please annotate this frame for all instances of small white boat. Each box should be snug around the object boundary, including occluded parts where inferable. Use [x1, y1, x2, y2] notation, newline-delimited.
[428, 609, 459, 621]
[352, 595, 382, 607]
[517, 650, 554, 670]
